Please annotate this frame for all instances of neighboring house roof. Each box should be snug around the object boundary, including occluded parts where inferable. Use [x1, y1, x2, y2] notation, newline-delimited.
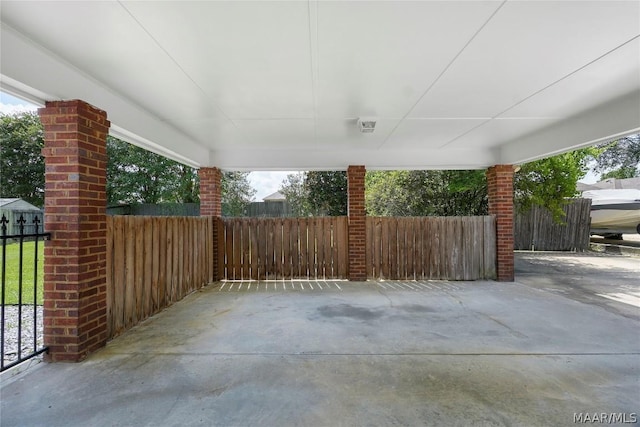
[578, 177, 640, 193]
[263, 191, 286, 202]
[0, 198, 41, 211]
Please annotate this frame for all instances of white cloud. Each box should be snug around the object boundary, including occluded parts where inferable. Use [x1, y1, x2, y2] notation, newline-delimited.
[0, 102, 38, 115]
[249, 171, 295, 201]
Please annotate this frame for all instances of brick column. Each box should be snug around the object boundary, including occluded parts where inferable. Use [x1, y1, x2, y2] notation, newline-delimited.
[486, 165, 515, 282]
[39, 100, 110, 362]
[347, 165, 367, 281]
[198, 167, 222, 280]
[198, 167, 222, 217]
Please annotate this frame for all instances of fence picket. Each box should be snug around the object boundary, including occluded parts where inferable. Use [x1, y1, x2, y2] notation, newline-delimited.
[514, 199, 591, 251]
[143, 217, 153, 319]
[106, 216, 215, 340]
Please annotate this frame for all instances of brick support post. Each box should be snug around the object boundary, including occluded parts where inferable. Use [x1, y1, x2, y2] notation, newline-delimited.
[198, 167, 222, 280]
[347, 165, 367, 281]
[198, 167, 222, 217]
[39, 100, 110, 362]
[486, 165, 515, 282]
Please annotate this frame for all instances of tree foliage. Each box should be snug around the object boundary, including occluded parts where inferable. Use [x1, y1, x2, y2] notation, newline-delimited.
[366, 150, 596, 221]
[279, 172, 310, 216]
[221, 171, 256, 216]
[106, 137, 199, 204]
[366, 170, 487, 217]
[280, 171, 347, 216]
[594, 134, 640, 179]
[306, 171, 347, 216]
[0, 112, 45, 207]
[515, 148, 596, 220]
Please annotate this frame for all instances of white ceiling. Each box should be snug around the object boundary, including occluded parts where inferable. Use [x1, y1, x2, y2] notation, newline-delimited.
[1, 1, 639, 171]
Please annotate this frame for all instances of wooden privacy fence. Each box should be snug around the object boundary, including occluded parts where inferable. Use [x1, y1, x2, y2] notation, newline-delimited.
[106, 216, 215, 339]
[219, 217, 348, 280]
[515, 199, 592, 251]
[366, 216, 497, 280]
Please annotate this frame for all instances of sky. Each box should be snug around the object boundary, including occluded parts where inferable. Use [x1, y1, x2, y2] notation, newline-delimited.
[1, 91, 598, 190]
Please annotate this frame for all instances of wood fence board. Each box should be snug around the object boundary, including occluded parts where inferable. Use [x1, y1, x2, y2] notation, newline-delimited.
[373, 218, 382, 278]
[155, 217, 164, 310]
[282, 218, 291, 278]
[484, 216, 496, 279]
[113, 217, 126, 335]
[180, 217, 188, 296]
[298, 218, 308, 278]
[248, 218, 257, 280]
[143, 217, 153, 319]
[380, 218, 389, 279]
[106, 216, 214, 340]
[190, 218, 197, 290]
[337, 217, 348, 278]
[124, 217, 136, 327]
[390, 218, 398, 279]
[233, 219, 242, 280]
[291, 219, 300, 278]
[308, 218, 317, 278]
[106, 217, 114, 338]
[365, 218, 373, 278]
[313, 218, 323, 278]
[164, 218, 173, 305]
[172, 218, 181, 303]
[274, 218, 283, 280]
[256, 219, 266, 280]
[515, 199, 591, 251]
[323, 218, 332, 278]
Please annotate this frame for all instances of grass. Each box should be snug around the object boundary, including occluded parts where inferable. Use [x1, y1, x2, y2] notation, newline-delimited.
[0, 241, 45, 305]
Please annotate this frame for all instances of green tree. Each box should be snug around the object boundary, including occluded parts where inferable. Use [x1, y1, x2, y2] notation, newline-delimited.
[279, 171, 347, 216]
[595, 134, 640, 179]
[279, 172, 310, 216]
[515, 148, 596, 221]
[0, 112, 45, 207]
[306, 171, 347, 216]
[366, 170, 487, 217]
[221, 171, 256, 216]
[106, 137, 198, 204]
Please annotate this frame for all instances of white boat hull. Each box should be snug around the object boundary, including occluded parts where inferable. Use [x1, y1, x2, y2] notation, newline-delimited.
[583, 189, 640, 236]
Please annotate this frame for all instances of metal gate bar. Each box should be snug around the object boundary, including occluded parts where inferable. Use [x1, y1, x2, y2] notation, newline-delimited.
[1, 214, 50, 372]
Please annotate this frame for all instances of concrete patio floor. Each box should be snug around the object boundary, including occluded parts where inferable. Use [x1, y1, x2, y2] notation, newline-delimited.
[1, 272, 639, 426]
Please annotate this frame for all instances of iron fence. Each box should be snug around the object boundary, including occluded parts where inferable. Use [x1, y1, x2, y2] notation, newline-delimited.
[1, 214, 50, 372]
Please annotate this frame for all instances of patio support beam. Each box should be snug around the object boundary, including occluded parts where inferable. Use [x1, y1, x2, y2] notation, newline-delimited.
[486, 165, 515, 282]
[39, 100, 110, 362]
[198, 167, 222, 280]
[347, 165, 367, 281]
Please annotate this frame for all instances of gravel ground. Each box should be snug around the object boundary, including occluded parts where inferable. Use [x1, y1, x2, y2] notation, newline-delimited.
[1, 305, 44, 368]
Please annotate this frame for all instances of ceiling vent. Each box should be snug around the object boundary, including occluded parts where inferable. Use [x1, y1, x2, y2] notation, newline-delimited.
[357, 118, 376, 133]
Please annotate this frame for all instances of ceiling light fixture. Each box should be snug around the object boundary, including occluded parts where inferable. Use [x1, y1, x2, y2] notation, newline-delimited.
[357, 118, 376, 134]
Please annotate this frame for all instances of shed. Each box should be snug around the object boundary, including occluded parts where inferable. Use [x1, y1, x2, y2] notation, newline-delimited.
[0, 198, 44, 236]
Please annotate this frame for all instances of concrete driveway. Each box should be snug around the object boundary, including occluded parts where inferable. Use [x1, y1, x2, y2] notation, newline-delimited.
[1, 256, 639, 427]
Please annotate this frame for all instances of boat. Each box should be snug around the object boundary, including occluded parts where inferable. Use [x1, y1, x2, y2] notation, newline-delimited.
[583, 189, 640, 238]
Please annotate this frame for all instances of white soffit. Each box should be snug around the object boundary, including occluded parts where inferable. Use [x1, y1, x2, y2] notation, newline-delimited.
[1, 1, 639, 171]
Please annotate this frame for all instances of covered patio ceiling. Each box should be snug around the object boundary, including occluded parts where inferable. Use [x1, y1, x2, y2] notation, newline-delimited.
[1, 1, 639, 171]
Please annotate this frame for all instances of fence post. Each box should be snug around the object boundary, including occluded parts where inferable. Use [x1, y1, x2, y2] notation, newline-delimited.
[39, 100, 110, 362]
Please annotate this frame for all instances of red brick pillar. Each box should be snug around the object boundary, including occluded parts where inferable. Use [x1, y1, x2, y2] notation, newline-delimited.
[39, 100, 110, 362]
[347, 165, 367, 281]
[198, 167, 222, 280]
[486, 165, 515, 282]
[198, 167, 222, 217]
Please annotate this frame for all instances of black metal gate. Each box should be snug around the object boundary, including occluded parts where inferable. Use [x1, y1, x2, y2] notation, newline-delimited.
[1, 214, 50, 372]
